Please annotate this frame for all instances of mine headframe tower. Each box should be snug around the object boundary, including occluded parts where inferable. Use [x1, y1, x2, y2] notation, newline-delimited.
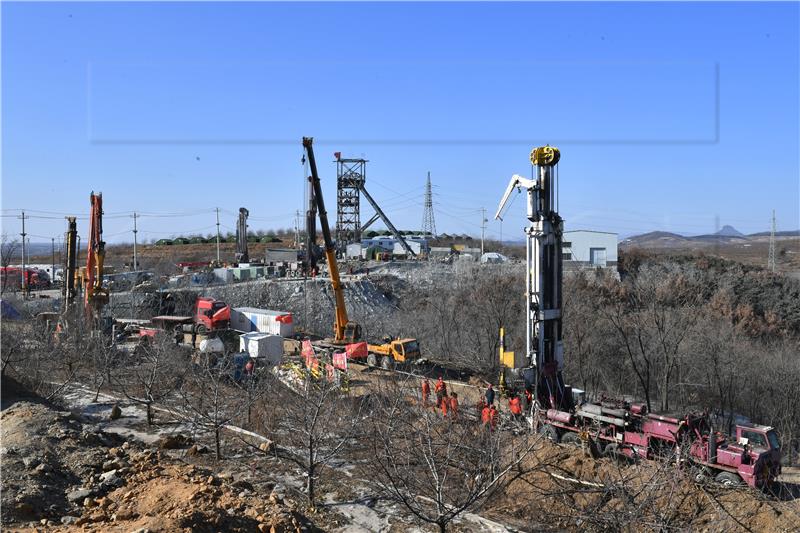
[495, 146, 571, 413]
[335, 154, 366, 252]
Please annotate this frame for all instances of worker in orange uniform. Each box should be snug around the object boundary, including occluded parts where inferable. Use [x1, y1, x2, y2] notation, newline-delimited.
[509, 394, 523, 422]
[440, 392, 449, 417]
[524, 388, 533, 412]
[448, 392, 459, 419]
[421, 378, 431, 406]
[481, 404, 492, 427]
[434, 376, 447, 409]
[489, 405, 498, 430]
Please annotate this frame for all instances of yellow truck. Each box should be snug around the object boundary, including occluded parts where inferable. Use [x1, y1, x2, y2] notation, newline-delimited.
[367, 338, 421, 369]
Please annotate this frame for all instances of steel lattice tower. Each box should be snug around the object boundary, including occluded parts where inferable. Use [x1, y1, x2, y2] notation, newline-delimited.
[421, 172, 437, 237]
[336, 156, 366, 250]
[768, 209, 776, 272]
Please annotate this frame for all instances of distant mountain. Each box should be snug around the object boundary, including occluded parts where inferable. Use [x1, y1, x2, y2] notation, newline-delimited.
[748, 230, 800, 238]
[715, 225, 744, 237]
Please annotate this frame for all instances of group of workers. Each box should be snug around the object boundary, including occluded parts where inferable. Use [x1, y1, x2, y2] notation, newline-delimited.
[421, 378, 535, 431]
[421, 376, 459, 418]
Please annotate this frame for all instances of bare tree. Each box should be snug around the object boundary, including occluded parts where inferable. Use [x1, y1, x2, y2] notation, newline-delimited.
[365, 376, 537, 532]
[1, 233, 21, 294]
[269, 366, 363, 508]
[113, 336, 184, 425]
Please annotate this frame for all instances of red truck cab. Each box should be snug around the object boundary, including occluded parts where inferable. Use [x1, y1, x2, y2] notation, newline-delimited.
[194, 297, 230, 333]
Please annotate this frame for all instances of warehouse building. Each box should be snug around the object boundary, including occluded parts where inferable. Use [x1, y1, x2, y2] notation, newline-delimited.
[562, 230, 618, 268]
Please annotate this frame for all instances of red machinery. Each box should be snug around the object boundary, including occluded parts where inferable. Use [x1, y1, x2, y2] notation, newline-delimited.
[151, 296, 230, 335]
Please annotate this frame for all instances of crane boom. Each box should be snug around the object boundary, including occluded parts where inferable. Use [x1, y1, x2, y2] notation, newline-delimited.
[303, 137, 361, 344]
[235, 207, 250, 263]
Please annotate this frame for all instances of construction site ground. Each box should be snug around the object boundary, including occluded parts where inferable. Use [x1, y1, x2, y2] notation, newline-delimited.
[3, 370, 799, 533]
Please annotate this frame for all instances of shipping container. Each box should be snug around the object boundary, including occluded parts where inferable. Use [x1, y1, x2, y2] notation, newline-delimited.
[239, 332, 283, 369]
[231, 307, 294, 337]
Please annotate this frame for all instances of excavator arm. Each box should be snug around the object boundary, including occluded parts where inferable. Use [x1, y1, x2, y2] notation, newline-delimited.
[85, 192, 109, 320]
[303, 137, 361, 344]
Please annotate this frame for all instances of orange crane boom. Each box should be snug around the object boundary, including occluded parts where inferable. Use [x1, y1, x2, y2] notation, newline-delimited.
[303, 137, 361, 344]
[85, 192, 108, 319]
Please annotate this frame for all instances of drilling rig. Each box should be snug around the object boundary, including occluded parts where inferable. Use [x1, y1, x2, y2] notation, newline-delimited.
[62, 216, 79, 311]
[235, 207, 250, 264]
[495, 146, 571, 413]
[85, 192, 109, 322]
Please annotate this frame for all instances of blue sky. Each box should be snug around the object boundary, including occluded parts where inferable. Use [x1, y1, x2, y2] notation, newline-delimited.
[2, 1, 798, 245]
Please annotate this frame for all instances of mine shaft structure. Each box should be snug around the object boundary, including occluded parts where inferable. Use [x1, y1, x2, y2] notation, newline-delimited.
[495, 146, 570, 413]
[85, 192, 109, 322]
[335, 156, 365, 251]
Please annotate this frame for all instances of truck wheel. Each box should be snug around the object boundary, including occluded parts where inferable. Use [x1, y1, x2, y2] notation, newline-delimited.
[380, 356, 394, 370]
[714, 471, 742, 487]
[196, 324, 207, 335]
[538, 424, 559, 443]
[560, 432, 581, 447]
[367, 353, 377, 367]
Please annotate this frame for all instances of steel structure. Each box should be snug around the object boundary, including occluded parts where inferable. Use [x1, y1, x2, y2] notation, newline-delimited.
[421, 172, 437, 237]
[62, 216, 78, 310]
[235, 207, 250, 264]
[495, 146, 569, 412]
[335, 155, 366, 251]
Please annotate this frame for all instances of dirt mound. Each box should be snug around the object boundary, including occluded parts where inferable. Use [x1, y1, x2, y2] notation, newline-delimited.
[0, 388, 316, 532]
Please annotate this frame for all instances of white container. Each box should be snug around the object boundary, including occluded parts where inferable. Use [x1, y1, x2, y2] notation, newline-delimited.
[213, 268, 233, 284]
[346, 243, 363, 259]
[239, 332, 283, 368]
[231, 307, 294, 337]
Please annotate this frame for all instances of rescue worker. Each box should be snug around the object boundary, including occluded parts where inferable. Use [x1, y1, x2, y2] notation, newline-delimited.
[421, 378, 431, 406]
[481, 404, 492, 427]
[245, 359, 255, 377]
[509, 394, 523, 421]
[440, 392, 449, 417]
[435, 376, 447, 408]
[448, 392, 459, 419]
[485, 383, 495, 407]
[489, 404, 499, 430]
[524, 387, 533, 411]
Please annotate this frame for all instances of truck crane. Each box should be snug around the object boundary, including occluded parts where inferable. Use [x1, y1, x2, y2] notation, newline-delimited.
[85, 192, 109, 322]
[495, 147, 782, 489]
[235, 207, 250, 264]
[303, 137, 362, 344]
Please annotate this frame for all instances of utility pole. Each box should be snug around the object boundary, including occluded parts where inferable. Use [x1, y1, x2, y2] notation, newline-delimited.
[132, 212, 139, 271]
[480, 207, 487, 256]
[215, 207, 221, 263]
[51, 237, 55, 282]
[295, 210, 301, 248]
[20, 211, 27, 293]
[768, 209, 776, 272]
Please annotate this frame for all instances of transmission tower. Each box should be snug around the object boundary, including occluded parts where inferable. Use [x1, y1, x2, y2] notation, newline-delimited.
[421, 172, 437, 237]
[335, 155, 366, 250]
[768, 209, 776, 272]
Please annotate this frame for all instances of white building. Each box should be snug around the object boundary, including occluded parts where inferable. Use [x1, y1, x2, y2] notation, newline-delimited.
[562, 230, 618, 268]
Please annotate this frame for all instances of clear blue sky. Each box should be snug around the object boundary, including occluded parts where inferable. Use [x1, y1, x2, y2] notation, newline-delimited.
[2, 1, 798, 245]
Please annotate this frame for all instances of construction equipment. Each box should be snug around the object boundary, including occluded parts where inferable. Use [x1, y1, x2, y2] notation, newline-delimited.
[495, 145, 567, 411]
[303, 137, 362, 344]
[150, 296, 231, 335]
[85, 192, 109, 320]
[235, 207, 249, 264]
[366, 337, 421, 370]
[62, 216, 78, 309]
[495, 146, 782, 488]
